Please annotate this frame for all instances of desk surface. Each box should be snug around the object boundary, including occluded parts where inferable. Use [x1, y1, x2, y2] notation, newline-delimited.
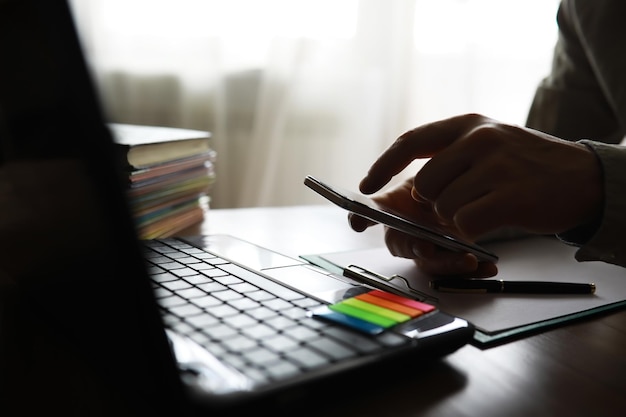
[180, 205, 626, 417]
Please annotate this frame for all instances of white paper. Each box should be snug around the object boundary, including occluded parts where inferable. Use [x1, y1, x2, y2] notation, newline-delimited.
[318, 236, 626, 334]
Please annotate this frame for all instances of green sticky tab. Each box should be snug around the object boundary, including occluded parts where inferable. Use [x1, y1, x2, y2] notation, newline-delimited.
[342, 298, 411, 323]
[329, 302, 397, 328]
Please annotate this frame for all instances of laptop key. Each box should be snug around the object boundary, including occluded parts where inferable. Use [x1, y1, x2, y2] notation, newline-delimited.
[169, 303, 204, 318]
[242, 346, 281, 367]
[176, 287, 206, 299]
[246, 290, 277, 302]
[204, 323, 238, 340]
[265, 360, 300, 380]
[228, 297, 261, 311]
[306, 337, 358, 361]
[266, 315, 298, 331]
[244, 323, 276, 340]
[158, 295, 187, 308]
[161, 280, 193, 291]
[221, 334, 258, 351]
[227, 313, 257, 329]
[190, 294, 222, 308]
[286, 346, 331, 369]
[263, 334, 299, 352]
[185, 314, 219, 329]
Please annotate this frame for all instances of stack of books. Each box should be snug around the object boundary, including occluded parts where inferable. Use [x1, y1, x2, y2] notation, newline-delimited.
[109, 123, 216, 239]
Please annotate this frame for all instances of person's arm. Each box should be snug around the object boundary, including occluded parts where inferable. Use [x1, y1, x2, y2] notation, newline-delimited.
[526, 0, 626, 267]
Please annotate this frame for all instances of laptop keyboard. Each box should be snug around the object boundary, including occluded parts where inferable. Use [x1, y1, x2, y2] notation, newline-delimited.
[142, 238, 416, 386]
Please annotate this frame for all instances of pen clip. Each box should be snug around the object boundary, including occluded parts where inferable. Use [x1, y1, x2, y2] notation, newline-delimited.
[344, 264, 438, 303]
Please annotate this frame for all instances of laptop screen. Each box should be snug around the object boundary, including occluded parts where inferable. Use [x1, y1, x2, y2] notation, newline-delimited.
[0, 0, 187, 413]
[1, 2, 478, 415]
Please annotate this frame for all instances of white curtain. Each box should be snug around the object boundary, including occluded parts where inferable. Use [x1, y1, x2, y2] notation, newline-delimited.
[69, 0, 560, 208]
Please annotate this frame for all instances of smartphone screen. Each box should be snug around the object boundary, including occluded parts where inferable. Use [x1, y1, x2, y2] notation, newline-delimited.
[304, 175, 498, 263]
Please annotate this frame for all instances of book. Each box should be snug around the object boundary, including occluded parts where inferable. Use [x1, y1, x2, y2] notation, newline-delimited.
[109, 123, 212, 168]
[135, 195, 209, 239]
[127, 151, 216, 184]
[141, 205, 206, 239]
[130, 167, 214, 239]
[108, 123, 216, 238]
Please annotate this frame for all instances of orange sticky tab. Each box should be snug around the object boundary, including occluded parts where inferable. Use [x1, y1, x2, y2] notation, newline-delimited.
[355, 293, 423, 318]
[368, 290, 436, 313]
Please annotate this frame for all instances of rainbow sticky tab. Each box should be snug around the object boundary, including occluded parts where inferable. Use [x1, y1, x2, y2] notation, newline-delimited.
[311, 290, 436, 335]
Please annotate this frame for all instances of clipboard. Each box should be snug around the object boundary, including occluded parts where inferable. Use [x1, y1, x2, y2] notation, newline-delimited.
[301, 235, 626, 347]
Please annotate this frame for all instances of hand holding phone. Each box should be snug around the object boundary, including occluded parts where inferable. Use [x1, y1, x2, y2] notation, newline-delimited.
[304, 175, 498, 263]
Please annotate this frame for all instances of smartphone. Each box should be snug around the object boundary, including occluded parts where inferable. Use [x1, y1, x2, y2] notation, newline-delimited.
[304, 175, 498, 263]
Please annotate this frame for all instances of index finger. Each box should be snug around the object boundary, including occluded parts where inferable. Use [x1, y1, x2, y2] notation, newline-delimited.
[359, 114, 490, 194]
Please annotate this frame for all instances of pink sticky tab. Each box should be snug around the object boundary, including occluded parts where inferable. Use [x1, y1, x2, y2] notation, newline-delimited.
[368, 290, 436, 313]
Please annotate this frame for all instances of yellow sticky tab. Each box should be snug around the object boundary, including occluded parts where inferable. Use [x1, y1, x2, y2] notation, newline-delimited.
[329, 303, 397, 328]
[342, 298, 411, 323]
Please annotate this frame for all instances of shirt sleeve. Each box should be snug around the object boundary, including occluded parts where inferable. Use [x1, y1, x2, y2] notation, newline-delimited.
[557, 140, 626, 267]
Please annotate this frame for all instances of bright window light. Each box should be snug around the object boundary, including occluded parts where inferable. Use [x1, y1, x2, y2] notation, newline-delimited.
[414, 0, 560, 56]
[98, 0, 357, 40]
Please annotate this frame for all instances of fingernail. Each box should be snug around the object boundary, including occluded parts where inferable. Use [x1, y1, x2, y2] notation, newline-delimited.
[359, 177, 371, 193]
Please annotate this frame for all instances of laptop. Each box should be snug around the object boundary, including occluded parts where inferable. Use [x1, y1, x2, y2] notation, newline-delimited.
[0, 1, 474, 415]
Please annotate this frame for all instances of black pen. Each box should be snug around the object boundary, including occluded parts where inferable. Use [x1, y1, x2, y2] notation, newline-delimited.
[429, 279, 596, 294]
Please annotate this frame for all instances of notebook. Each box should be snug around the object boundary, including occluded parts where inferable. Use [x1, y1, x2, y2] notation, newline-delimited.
[0, 1, 474, 415]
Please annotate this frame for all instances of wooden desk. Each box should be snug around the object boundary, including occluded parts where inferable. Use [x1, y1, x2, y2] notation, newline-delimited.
[179, 204, 626, 417]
